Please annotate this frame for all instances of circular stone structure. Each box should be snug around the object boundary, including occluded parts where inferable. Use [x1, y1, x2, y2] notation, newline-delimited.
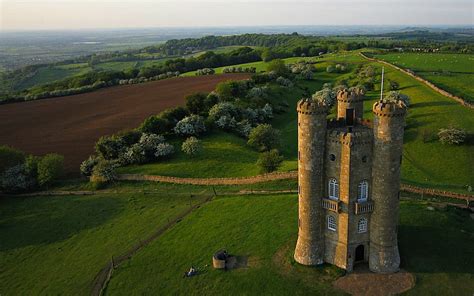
[212, 250, 228, 269]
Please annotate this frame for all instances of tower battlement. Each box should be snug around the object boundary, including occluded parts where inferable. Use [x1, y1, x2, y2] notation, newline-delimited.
[372, 100, 407, 117]
[297, 98, 328, 114]
[336, 88, 365, 103]
[327, 128, 373, 146]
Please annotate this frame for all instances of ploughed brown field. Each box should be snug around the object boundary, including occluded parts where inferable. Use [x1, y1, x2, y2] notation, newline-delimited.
[0, 74, 250, 175]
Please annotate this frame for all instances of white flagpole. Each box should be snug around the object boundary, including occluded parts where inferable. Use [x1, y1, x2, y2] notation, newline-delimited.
[380, 67, 385, 100]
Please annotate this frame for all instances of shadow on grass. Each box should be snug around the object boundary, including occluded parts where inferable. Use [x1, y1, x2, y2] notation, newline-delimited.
[399, 206, 474, 274]
[0, 195, 122, 251]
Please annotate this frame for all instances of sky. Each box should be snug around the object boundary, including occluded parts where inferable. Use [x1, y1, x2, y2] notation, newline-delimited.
[1, 0, 473, 31]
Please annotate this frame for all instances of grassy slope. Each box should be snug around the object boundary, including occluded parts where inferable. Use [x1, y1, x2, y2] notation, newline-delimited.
[0, 187, 209, 295]
[359, 55, 474, 192]
[118, 132, 261, 178]
[17, 64, 92, 90]
[374, 52, 474, 102]
[177, 52, 474, 193]
[106, 193, 474, 295]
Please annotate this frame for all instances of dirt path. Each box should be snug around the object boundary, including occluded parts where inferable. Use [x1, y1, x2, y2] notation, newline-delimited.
[117, 171, 298, 185]
[359, 52, 473, 109]
[0, 74, 250, 174]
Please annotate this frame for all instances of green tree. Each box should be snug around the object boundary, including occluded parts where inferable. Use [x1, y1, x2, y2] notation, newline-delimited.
[0, 145, 25, 175]
[140, 116, 170, 135]
[257, 149, 283, 173]
[261, 48, 275, 62]
[215, 81, 233, 101]
[185, 92, 208, 115]
[267, 59, 288, 76]
[247, 124, 281, 152]
[37, 154, 64, 187]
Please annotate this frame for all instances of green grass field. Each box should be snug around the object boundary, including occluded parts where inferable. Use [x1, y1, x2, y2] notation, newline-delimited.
[17, 64, 92, 90]
[374, 52, 474, 102]
[2, 183, 471, 295]
[0, 185, 209, 295]
[105, 193, 473, 295]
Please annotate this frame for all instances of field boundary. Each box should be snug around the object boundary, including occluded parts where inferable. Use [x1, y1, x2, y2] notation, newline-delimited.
[359, 52, 474, 109]
[116, 171, 298, 185]
[90, 194, 214, 296]
[3, 171, 472, 201]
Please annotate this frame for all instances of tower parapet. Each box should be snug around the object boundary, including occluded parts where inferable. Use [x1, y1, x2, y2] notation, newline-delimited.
[337, 88, 365, 122]
[369, 99, 407, 273]
[294, 98, 328, 265]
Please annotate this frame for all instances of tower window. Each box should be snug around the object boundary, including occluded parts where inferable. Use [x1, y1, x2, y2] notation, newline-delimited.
[357, 180, 369, 202]
[362, 156, 368, 163]
[358, 218, 368, 233]
[327, 215, 337, 231]
[329, 154, 336, 161]
[328, 178, 339, 200]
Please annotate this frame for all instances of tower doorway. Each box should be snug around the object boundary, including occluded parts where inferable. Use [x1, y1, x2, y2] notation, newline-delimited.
[346, 108, 354, 126]
[355, 245, 365, 262]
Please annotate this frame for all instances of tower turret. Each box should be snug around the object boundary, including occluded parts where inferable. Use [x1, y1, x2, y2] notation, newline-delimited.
[294, 98, 328, 265]
[369, 100, 407, 273]
[337, 88, 364, 125]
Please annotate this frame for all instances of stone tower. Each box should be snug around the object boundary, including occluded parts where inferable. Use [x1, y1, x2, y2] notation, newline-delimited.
[369, 100, 407, 273]
[294, 88, 407, 273]
[294, 98, 328, 265]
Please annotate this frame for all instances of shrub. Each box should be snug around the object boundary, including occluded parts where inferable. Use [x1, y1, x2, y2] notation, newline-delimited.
[312, 85, 336, 106]
[91, 160, 118, 183]
[174, 115, 207, 136]
[276, 76, 294, 88]
[1, 164, 36, 193]
[196, 68, 215, 76]
[122, 143, 147, 165]
[158, 106, 189, 126]
[140, 116, 170, 135]
[257, 149, 284, 173]
[181, 137, 202, 157]
[247, 124, 281, 152]
[326, 65, 336, 73]
[80, 155, 100, 176]
[154, 143, 175, 158]
[389, 80, 400, 90]
[0, 145, 25, 175]
[37, 154, 64, 187]
[384, 91, 410, 107]
[438, 127, 467, 145]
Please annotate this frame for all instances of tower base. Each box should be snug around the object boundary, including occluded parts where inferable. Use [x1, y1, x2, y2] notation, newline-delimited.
[294, 236, 324, 266]
[369, 243, 400, 274]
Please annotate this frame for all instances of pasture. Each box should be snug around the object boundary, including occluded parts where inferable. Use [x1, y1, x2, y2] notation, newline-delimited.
[374, 52, 474, 102]
[1, 182, 472, 295]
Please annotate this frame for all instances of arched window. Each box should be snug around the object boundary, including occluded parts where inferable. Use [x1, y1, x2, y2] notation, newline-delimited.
[358, 218, 368, 233]
[357, 180, 369, 202]
[327, 215, 337, 231]
[328, 178, 339, 200]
